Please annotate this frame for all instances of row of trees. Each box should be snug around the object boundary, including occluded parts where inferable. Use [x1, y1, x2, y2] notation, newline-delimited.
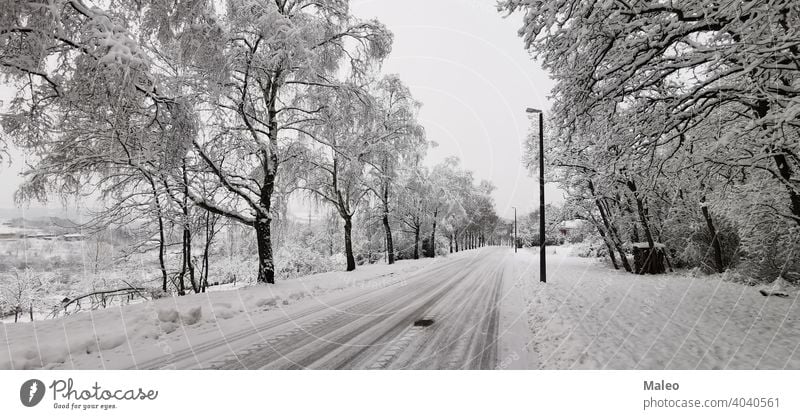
[502, 0, 799, 279]
[0, 0, 501, 297]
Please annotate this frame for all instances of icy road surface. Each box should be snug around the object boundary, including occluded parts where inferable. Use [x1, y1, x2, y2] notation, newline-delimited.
[139, 248, 514, 370]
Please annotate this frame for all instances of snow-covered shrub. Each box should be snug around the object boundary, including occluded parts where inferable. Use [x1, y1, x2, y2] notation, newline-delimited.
[327, 253, 347, 269]
[563, 221, 595, 244]
[356, 251, 384, 265]
[148, 287, 169, 300]
[570, 235, 606, 258]
[212, 257, 257, 285]
[671, 217, 739, 273]
[393, 234, 419, 260]
[275, 243, 337, 280]
[739, 222, 800, 283]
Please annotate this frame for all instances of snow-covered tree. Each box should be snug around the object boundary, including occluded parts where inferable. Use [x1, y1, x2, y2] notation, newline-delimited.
[503, 0, 800, 279]
[0, 268, 46, 322]
[176, 0, 392, 283]
[295, 86, 377, 271]
[364, 75, 426, 264]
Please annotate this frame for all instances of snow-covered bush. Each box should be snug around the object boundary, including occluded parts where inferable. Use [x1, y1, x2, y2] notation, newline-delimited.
[570, 235, 607, 258]
[212, 257, 257, 285]
[663, 212, 740, 273]
[275, 243, 338, 280]
[739, 222, 800, 283]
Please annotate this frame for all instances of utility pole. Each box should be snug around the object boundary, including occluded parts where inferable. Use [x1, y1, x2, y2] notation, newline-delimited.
[526, 108, 547, 283]
[512, 206, 517, 253]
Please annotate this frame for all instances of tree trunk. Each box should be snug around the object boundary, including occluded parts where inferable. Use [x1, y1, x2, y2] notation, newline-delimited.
[181, 226, 198, 294]
[621, 192, 641, 243]
[590, 216, 619, 269]
[177, 236, 187, 297]
[382, 210, 395, 265]
[344, 216, 356, 271]
[429, 209, 438, 258]
[773, 153, 800, 227]
[752, 99, 800, 227]
[149, 179, 169, 292]
[413, 225, 420, 260]
[382, 171, 395, 264]
[700, 197, 725, 273]
[254, 75, 280, 284]
[182, 163, 199, 294]
[255, 217, 275, 284]
[454, 231, 459, 252]
[627, 181, 666, 274]
[449, 234, 453, 253]
[201, 212, 213, 292]
[627, 180, 655, 247]
[601, 201, 631, 272]
[183, 227, 198, 293]
[589, 180, 631, 272]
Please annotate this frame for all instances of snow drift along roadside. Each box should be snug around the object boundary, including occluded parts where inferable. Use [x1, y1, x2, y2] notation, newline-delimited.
[0, 257, 442, 370]
[515, 247, 800, 369]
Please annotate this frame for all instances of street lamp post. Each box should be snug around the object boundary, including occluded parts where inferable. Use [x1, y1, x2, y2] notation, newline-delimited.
[526, 108, 547, 283]
[512, 206, 517, 254]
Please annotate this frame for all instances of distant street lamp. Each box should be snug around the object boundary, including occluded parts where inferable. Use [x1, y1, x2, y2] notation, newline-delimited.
[512, 206, 517, 254]
[526, 107, 546, 283]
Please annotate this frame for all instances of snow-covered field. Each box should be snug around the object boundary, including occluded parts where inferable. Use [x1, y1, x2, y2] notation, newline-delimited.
[0, 256, 441, 369]
[513, 247, 800, 369]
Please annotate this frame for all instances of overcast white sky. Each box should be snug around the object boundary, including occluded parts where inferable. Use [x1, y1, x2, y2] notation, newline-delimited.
[351, 0, 561, 219]
[0, 0, 561, 219]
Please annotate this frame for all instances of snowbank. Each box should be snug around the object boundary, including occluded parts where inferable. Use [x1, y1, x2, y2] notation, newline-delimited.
[512, 248, 800, 369]
[0, 257, 439, 369]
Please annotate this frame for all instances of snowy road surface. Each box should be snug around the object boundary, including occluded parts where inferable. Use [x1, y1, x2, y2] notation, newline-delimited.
[140, 248, 512, 370]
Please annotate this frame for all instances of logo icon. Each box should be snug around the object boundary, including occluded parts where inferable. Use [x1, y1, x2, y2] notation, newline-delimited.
[20, 379, 45, 407]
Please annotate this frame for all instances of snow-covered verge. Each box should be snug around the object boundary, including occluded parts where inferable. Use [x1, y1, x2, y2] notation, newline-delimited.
[514, 247, 800, 369]
[0, 256, 444, 370]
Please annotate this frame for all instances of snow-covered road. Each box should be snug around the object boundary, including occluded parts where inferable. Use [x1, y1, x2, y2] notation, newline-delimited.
[142, 247, 510, 370]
